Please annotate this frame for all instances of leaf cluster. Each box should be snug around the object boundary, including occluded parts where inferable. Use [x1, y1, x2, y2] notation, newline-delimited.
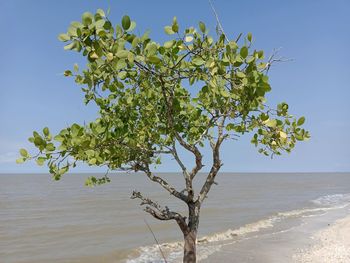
[19, 10, 310, 181]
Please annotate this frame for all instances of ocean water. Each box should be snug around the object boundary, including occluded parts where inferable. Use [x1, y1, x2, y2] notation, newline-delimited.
[1, 172, 350, 263]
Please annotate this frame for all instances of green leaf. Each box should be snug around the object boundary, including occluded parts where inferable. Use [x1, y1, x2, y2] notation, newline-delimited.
[43, 127, 49, 136]
[260, 113, 269, 121]
[82, 12, 93, 26]
[73, 63, 79, 72]
[16, 158, 25, 164]
[126, 95, 133, 104]
[89, 158, 97, 165]
[236, 71, 245, 78]
[116, 50, 129, 58]
[34, 137, 43, 146]
[46, 143, 55, 151]
[106, 52, 114, 61]
[58, 166, 68, 175]
[96, 8, 105, 17]
[146, 43, 158, 56]
[20, 148, 28, 157]
[54, 135, 64, 142]
[247, 32, 252, 42]
[118, 71, 127, 79]
[132, 37, 140, 48]
[164, 26, 175, 35]
[185, 36, 193, 42]
[36, 157, 46, 166]
[172, 23, 179, 33]
[192, 57, 205, 66]
[199, 21, 206, 33]
[116, 59, 127, 70]
[63, 42, 76, 51]
[70, 21, 83, 29]
[86, 150, 95, 157]
[127, 52, 134, 63]
[171, 16, 179, 33]
[297, 117, 305, 126]
[264, 119, 277, 128]
[221, 89, 230, 98]
[240, 46, 248, 58]
[127, 21, 136, 32]
[148, 56, 161, 64]
[141, 30, 150, 41]
[58, 33, 70, 42]
[64, 70, 72, 76]
[279, 131, 287, 139]
[163, 40, 174, 49]
[95, 19, 105, 28]
[115, 25, 123, 37]
[226, 123, 235, 131]
[121, 15, 131, 30]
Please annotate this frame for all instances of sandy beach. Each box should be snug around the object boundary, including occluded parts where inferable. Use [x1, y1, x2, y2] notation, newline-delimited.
[294, 215, 350, 263]
[201, 203, 350, 263]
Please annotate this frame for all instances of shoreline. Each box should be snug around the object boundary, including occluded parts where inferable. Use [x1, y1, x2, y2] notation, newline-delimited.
[200, 204, 350, 263]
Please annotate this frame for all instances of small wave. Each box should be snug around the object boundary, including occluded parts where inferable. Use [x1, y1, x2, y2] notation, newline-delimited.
[127, 193, 350, 262]
[312, 193, 350, 207]
[197, 217, 276, 244]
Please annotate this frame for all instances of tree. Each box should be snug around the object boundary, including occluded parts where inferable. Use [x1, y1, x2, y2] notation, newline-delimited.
[18, 9, 310, 263]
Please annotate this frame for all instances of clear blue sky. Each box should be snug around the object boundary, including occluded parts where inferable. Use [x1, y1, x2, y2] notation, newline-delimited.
[1, 0, 349, 173]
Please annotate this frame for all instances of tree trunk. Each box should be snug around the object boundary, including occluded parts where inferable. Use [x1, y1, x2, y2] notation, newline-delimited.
[182, 202, 200, 263]
[183, 230, 197, 263]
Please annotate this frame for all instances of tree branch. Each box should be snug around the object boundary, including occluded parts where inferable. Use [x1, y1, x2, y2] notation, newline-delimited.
[208, 0, 229, 42]
[197, 116, 226, 203]
[131, 191, 189, 234]
[264, 48, 293, 74]
[170, 143, 193, 197]
[158, 76, 204, 181]
[140, 164, 189, 202]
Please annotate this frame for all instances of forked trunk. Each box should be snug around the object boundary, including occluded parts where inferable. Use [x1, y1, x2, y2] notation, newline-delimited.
[183, 230, 197, 263]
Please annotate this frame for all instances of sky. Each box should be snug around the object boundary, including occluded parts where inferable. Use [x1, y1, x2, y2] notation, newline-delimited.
[0, 0, 349, 173]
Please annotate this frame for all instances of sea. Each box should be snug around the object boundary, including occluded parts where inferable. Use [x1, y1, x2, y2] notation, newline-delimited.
[1, 172, 350, 263]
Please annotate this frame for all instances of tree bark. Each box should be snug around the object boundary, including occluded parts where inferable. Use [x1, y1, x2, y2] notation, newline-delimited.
[183, 230, 197, 263]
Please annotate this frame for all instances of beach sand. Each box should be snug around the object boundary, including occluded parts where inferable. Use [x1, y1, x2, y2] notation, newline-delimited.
[294, 215, 350, 263]
[201, 206, 350, 263]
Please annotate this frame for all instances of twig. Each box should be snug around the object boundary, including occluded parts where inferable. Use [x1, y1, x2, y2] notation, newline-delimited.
[144, 219, 168, 263]
[265, 47, 293, 74]
[208, 0, 229, 42]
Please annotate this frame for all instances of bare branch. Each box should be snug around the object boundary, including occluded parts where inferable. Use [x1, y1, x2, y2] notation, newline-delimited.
[131, 191, 189, 234]
[140, 164, 189, 202]
[264, 48, 293, 74]
[170, 143, 193, 196]
[208, 0, 229, 42]
[197, 116, 226, 203]
[171, 143, 189, 176]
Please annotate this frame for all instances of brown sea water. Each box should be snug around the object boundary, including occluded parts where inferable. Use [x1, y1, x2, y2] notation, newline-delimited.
[1, 172, 350, 262]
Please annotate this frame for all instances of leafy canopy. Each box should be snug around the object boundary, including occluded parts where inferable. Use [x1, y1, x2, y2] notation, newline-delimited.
[19, 10, 310, 183]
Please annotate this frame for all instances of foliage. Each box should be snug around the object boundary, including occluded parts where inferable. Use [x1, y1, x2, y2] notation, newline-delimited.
[19, 10, 309, 188]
